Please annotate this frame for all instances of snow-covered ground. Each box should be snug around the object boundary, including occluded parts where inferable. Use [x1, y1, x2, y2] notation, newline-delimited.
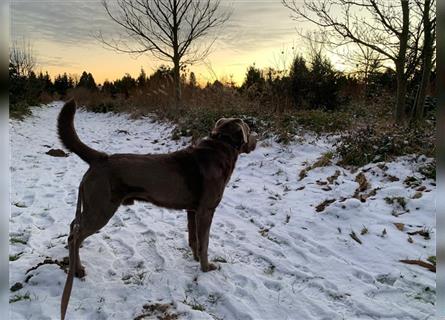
[10, 102, 436, 320]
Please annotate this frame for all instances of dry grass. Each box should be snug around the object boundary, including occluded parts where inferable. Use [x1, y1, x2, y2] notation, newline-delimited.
[62, 85, 434, 169]
[68, 84, 354, 144]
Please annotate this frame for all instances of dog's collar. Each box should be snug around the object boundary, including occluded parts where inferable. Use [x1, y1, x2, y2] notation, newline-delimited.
[210, 133, 242, 151]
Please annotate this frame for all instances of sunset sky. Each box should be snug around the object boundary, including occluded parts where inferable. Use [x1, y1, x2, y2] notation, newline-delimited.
[10, 0, 329, 85]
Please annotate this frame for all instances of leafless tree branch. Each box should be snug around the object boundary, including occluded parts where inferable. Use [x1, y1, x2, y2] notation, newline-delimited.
[98, 0, 231, 106]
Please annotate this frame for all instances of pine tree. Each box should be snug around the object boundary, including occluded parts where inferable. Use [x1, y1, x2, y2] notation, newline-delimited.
[137, 68, 147, 87]
[189, 72, 197, 87]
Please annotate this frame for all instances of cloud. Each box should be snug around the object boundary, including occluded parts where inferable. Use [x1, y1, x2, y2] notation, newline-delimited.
[216, 2, 297, 51]
[36, 54, 80, 69]
[11, 1, 298, 51]
[10, 1, 117, 45]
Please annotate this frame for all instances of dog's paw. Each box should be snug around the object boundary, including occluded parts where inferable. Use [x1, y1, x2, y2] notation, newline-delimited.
[75, 267, 86, 278]
[201, 263, 218, 272]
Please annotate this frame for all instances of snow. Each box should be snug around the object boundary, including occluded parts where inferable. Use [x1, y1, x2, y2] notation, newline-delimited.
[10, 102, 436, 319]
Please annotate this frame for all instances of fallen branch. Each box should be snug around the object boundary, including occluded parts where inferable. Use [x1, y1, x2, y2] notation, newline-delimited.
[399, 259, 436, 272]
[25, 257, 69, 274]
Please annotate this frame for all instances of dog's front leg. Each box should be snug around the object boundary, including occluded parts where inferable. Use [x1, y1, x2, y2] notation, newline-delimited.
[187, 210, 199, 261]
[196, 209, 217, 272]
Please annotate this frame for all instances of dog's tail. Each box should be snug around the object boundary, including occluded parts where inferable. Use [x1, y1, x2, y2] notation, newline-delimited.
[57, 99, 107, 164]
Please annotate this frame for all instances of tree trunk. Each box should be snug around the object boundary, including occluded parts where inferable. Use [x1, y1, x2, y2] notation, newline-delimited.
[173, 56, 182, 108]
[395, 63, 408, 123]
[414, 0, 433, 121]
[394, 0, 410, 124]
[171, 0, 182, 108]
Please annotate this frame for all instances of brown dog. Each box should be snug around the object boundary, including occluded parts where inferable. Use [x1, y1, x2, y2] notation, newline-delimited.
[58, 99, 257, 319]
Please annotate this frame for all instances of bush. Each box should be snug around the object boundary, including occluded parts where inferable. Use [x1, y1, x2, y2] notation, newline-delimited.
[10, 101, 32, 120]
[336, 124, 435, 166]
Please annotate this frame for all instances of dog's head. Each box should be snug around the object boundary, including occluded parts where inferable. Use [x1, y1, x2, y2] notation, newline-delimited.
[211, 118, 257, 153]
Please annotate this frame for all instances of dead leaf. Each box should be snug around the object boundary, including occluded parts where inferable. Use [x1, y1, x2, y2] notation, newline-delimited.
[315, 199, 336, 212]
[355, 172, 369, 192]
[412, 192, 423, 199]
[46, 149, 68, 157]
[349, 231, 362, 244]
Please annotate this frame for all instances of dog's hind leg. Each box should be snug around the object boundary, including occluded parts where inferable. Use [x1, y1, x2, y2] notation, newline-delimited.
[61, 176, 122, 318]
[67, 184, 87, 278]
[187, 210, 199, 261]
[74, 201, 121, 276]
[61, 196, 121, 319]
[68, 220, 85, 278]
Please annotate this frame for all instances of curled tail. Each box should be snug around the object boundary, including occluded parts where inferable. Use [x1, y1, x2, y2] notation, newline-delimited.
[57, 99, 107, 164]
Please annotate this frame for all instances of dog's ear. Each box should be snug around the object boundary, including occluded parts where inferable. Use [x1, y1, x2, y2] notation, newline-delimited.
[239, 121, 249, 144]
[214, 118, 229, 128]
[240, 131, 257, 154]
[235, 120, 256, 153]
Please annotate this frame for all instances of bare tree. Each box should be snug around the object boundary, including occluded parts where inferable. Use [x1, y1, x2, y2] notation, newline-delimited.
[9, 39, 36, 77]
[99, 0, 231, 107]
[282, 0, 414, 123]
[346, 45, 384, 83]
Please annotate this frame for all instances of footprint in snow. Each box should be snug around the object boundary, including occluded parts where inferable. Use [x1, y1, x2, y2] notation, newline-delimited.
[108, 238, 136, 264]
[137, 230, 165, 270]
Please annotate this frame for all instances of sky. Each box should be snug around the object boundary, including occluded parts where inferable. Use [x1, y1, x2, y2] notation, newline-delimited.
[10, 0, 316, 85]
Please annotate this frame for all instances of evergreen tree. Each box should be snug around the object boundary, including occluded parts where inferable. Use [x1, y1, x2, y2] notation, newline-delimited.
[189, 72, 197, 87]
[242, 64, 265, 90]
[115, 73, 137, 98]
[289, 55, 310, 108]
[54, 73, 70, 96]
[77, 71, 97, 90]
[137, 68, 147, 87]
[307, 53, 340, 110]
[102, 80, 117, 97]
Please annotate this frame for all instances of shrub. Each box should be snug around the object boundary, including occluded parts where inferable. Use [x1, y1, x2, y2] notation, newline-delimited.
[336, 124, 435, 166]
[10, 101, 32, 120]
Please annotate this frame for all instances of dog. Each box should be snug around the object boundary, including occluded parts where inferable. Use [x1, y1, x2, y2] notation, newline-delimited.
[58, 99, 257, 319]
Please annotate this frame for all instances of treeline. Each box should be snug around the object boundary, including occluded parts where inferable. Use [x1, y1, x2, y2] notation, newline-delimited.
[9, 67, 94, 108]
[9, 49, 435, 121]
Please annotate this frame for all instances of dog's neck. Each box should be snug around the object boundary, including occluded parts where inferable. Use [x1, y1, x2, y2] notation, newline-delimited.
[209, 133, 242, 151]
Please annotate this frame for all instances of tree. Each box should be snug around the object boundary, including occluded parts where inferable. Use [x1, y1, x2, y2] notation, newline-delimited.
[289, 55, 310, 108]
[282, 0, 416, 123]
[413, 0, 436, 120]
[77, 71, 97, 91]
[307, 52, 341, 110]
[9, 39, 36, 77]
[115, 73, 137, 98]
[38, 72, 54, 94]
[189, 71, 197, 87]
[99, 0, 231, 107]
[242, 65, 265, 90]
[54, 73, 72, 96]
[137, 67, 147, 87]
[9, 40, 40, 109]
